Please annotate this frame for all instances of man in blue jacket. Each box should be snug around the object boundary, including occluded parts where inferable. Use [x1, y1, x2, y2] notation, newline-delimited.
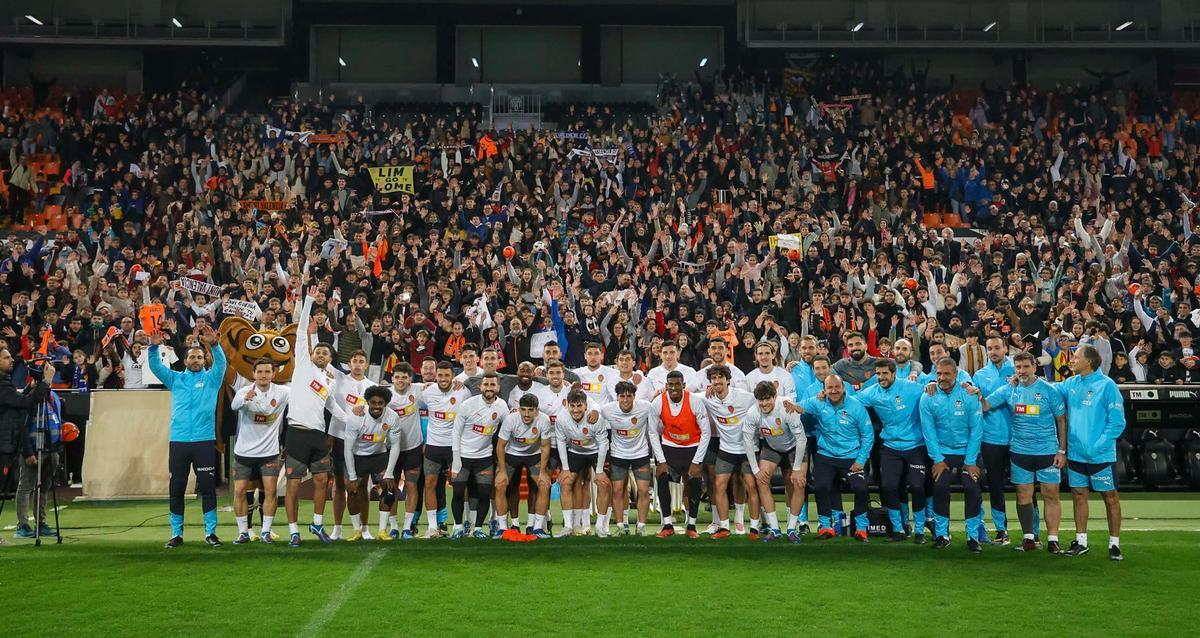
[971, 336, 1015, 545]
[1057, 345, 1126, 560]
[148, 325, 227, 548]
[791, 374, 874, 542]
[857, 359, 927, 543]
[919, 357, 985, 552]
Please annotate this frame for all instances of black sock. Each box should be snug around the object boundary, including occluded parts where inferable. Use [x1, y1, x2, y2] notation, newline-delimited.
[656, 474, 673, 522]
[1017, 502, 1035, 536]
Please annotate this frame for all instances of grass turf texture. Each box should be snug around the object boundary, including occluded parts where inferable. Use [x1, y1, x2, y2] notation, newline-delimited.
[3, 493, 1199, 637]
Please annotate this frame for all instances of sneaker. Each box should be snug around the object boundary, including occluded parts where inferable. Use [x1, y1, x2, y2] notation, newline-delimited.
[748, 528, 760, 541]
[1046, 540, 1063, 555]
[288, 533, 302, 548]
[579, 526, 593, 536]
[261, 531, 278, 544]
[816, 527, 836, 540]
[967, 538, 982, 553]
[1066, 541, 1089, 557]
[164, 536, 184, 549]
[532, 528, 551, 539]
[702, 522, 721, 535]
[524, 525, 534, 535]
[14, 525, 35, 539]
[376, 531, 393, 542]
[233, 532, 252, 545]
[761, 529, 782, 542]
[248, 533, 261, 543]
[995, 530, 1011, 546]
[596, 526, 610, 538]
[711, 528, 731, 539]
[853, 530, 869, 543]
[490, 526, 504, 540]
[912, 533, 927, 545]
[425, 528, 445, 539]
[733, 522, 747, 535]
[37, 523, 54, 537]
[1109, 545, 1123, 561]
[885, 531, 909, 543]
[797, 523, 811, 535]
[204, 534, 222, 547]
[554, 527, 576, 538]
[328, 528, 342, 542]
[450, 528, 466, 540]
[932, 536, 951, 550]
[400, 529, 415, 540]
[309, 524, 333, 544]
[1017, 538, 1038, 552]
[787, 530, 802, 544]
[488, 519, 499, 537]
[388, 529, 400, 541]
[619, 523, 630, 536]
[346, 530, 364, 543]
[472, 528, 489, 540]
[686, 525, 699, 539]
[656, 525, 676, 538]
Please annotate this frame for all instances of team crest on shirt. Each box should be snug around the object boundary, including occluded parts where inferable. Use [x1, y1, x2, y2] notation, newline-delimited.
[270, 398, 277, 407]
[631, 417, 638, 424]
[728, 405, 735, 413]
[775, 418, 782, 426]
[450, 397, 457, 405]
[562, 399, 568, 406]
[582, 427, 589, 435]
[531, 426, 539, 435]
[408, 394, 415, 403]
[491, 412, 498, 420]
[598, 374, 605, 382]
[382, 423, 391, 431]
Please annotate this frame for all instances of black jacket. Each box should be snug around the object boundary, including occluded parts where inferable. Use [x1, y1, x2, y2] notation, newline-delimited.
[0, 372, 49, 457]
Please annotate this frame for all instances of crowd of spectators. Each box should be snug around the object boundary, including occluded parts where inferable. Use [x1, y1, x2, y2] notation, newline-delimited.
[2, 58, 1200, 391]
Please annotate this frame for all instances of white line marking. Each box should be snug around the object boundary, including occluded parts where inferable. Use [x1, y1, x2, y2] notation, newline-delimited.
[296, 548, 385, 638]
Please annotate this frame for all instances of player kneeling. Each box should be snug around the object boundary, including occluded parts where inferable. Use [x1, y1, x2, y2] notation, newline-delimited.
[342, 385, 400, 542]
[555, 390, 610, 537]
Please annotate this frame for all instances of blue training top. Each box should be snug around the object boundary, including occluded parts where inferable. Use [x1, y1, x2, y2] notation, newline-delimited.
[148, 343, 227, 442]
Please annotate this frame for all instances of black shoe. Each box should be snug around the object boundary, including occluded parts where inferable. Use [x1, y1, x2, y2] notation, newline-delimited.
[967, 538, 982, 553]
[932, 536, 951, 549]
[885, 531, 909, 543]
[164, 536, 184, 549]
[797, 523, 810, 535]
[994, 530, 1011, 546]
[1109, 545, 1123, 561]
[204, 534, 222, 547]
[1046, 540, 1063, 555]
[1066, 541, 1089, 557]
[912, 532, 927, 545]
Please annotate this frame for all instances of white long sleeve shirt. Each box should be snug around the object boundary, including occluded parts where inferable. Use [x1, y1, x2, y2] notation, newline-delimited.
[230, 383, 290, 457]
[702, 388, 757, 454]
[386, 384, 426, 453]
[555, 403, 608, 468]
[745, 366, 797, 400]
[574, 364, 619, 403]
[451, 395, 508, 472]
[288, 297, 349, 431]
[423, 383, 473, 448]
[743, 402, 807, 474]
[498, 411, 552, 457]
[343, 409, 402, 481]
[331, 373, 377, 440]
[600, 399, 665, 463]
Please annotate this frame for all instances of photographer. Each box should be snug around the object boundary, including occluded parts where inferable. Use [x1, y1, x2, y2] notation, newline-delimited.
[0, 345, 52, 545]
[14, 365, 61, 539]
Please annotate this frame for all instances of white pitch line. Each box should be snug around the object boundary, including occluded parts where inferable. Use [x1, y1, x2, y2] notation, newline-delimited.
[296, 548, 386, 638]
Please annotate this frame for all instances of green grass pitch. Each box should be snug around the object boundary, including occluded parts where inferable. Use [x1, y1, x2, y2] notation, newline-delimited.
[3, 493, 1199, 637]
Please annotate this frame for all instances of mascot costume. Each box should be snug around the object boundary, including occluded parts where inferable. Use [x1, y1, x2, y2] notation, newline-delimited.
[215, 317, 298, 451]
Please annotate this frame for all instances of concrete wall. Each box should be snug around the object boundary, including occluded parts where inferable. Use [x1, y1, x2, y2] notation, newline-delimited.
[3, 48, 142, 91]
[456, 26, 582, 84]
[311, 25, 437, 84]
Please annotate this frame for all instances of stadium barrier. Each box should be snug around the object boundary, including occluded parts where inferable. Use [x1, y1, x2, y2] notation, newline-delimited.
[62, 385, 1200, 498]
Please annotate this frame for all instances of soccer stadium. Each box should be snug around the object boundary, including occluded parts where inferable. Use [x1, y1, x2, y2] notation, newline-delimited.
[1, 0, 1199, 635]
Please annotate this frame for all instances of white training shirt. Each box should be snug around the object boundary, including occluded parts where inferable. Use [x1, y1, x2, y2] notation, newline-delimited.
[230, 382, 290, 458]
[499, 411, 552, 457]
[555, 401, 608, 467]
[574, 364, 619, 404]
[600, 399, 665, 462]
[695, 363, 750, 392]
[422, 383, 473, 448]
[535, 382, 573, 426]
[507, 380, 547, 408]
[451, 395, 508, 471]
[343, 409, 402, 481]
[604, 371, 653, 402]
[386, 383, 426, 452]
[743, 401, 807, 474]
[289, 297, 348, 431]
[745, 365, 797, 399]
[645, 363, 701, 396]
[702, 388, 757, 454]
[331, 373, 376, 440]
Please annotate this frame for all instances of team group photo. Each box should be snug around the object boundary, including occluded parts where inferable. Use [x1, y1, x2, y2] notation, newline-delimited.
[2, 0, 1199, 635]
